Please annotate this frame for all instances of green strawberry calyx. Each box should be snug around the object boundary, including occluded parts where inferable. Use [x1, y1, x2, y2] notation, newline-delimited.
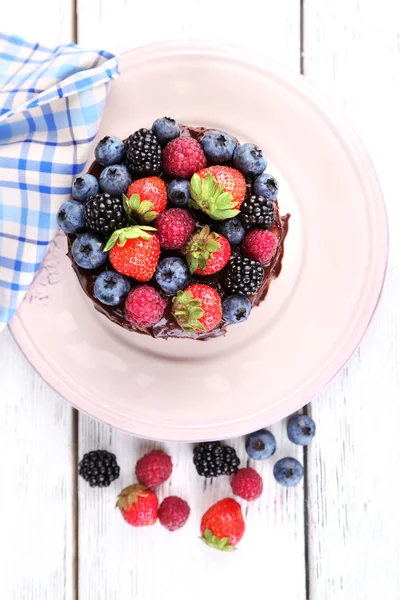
[182, 225, 221, 273]
[115, 483, 148, 511]
[104, 225, 156, 252]
[189, 173, 240, 221]
[200, 528, 236, 552]
[172, 289, 206, 333]
[123, 193, 160, 224]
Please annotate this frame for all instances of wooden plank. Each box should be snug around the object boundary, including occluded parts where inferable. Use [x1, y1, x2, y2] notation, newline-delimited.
[303, 1, 400, 598]
[77, 2, 306, 599]
[0, 9, 76, 600]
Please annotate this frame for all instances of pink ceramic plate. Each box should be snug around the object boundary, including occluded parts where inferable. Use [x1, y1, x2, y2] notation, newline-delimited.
[10, 42, 387, 441]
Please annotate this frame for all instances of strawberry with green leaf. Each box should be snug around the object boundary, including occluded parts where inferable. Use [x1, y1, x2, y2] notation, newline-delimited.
[200, 498, 245, 552]
[189, 166, 246, 221]
[172, 284, 222, 333]
[105, 226, 160, 281]
[123, 177, 167, 224]
[182, 225, 231, 275]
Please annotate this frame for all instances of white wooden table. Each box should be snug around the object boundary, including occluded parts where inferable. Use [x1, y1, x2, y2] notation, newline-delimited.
[2, 2, 400, 599]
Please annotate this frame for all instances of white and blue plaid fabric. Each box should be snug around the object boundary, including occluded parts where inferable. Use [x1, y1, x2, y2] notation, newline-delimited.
[0, 33, 119, 330]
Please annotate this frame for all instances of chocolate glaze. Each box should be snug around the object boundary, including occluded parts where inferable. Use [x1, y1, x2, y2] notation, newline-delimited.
[67, 125, 290, 340]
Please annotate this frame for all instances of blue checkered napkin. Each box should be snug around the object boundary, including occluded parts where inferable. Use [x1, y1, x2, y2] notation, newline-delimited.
[0, 33, 119, 329]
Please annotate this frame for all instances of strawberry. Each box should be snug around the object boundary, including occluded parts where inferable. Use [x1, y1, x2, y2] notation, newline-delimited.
[116, 483, 158, 527]
[182, 225, 231, 275]
[105, 226, 160, 281]
[123, 177, 167, 224]
[172, 284, 222, 333]
[242, 229, 278, 265]
[190, 166, 246, 221]
[200, 498, 245, 551]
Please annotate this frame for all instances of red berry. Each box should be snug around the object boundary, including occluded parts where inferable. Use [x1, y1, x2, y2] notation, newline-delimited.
[135, 449, 173, 488]
[125, 285, 166, 328]
[106, 226, 160, 281]
[242, 229, 278, 265]
[231, 467, 263, 501]
[163, 137, 206, 179]
[156, 208, 195, 250]
[158, 496, 191, 532]
[200, 498, 245, 551]
[125, 177, 167, 223]
[116, 484, 158, 527]
[197, 166, 246, 210]
[172, 284, 222, 334]
[183, 226, 231, 275]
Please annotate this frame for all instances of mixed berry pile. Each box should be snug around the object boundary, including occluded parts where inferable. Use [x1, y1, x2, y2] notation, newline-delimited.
[58, 117, 286, 338]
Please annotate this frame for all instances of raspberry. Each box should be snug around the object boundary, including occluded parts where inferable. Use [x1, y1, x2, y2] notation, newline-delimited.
[135, 449, 173, 488]
[242, 229, 278, 265]
[231, 467, 263, 501]
[156, 208, 195, 249]
[163, 137, 206, 178]
[125, 286, 166, 328]
[158, 496, 191, 531]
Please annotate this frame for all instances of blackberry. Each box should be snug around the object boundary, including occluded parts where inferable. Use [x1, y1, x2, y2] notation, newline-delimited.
[224, 255, 264, 296]
[78, 450, 120, 487]
[240, 194, 275, 230]
[125, 128, 162, 175]
[193, 442, 240, 477]
[83, 193, 127, 237]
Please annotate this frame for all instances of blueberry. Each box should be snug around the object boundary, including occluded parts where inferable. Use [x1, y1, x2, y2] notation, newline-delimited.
[218, 218, 245, 245]
[155, 257, 191, 295]
[233, 143, 267, 177]
[254, 173, 279, 200]
[152, 117, 180, 146]
[201, 130, 236, 162]
[287, 414, 316, 445]
[57, 200, 85, 234]
[71, 232, 108, 270]
[72, 174, 99, 202]
[167, 179, 190, 208]
[273, 458, 304, 487]
[94, 270, 131, 306]
[99, 164, 132, 196]
[222, 295, 251, 324]
[246, 429, 276, 460]
[95, 136, 125, 166]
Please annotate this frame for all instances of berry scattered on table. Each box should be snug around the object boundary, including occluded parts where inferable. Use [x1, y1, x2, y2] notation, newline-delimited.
[222, 294, 251, 324]
[125, 128, 162, 176]
[72, 173, 99, 202]
[287, 414, 316, 445]
[201, 130, 236, 162]
[99, 164, 132, 196]
[193, 441, 240, 477]
[93, 270, 131, 306]
[116, 484, 158, 527]
[152, 117, 181, 146]
[172, 284, 222, 333]
[95, 135, 125, 166]
[231, 467, 263, 501]
[273, 457, 304, 487]
[105, 226, 160, 281]
[57, 200, 85, 234]
[253, 173, 279, 200]
[163, 136, 206, 179]
[83, 193, 127, 237]
[224, 255, 264, 296]
[71, 232, 108, 270]
[156, 208, 195, 250]
[240, 195, 275, 230]
[135, 449, 173, 488]
[155, 257, 191, 295]
[246, 429, 276, 460]
[242, 229, 278, 265]
[200, 498, 245, 551]
[158, 496, 191, 532]
[182, 226, 231, 275]
[125, 285, 166, 328]
[78, 450, 120, 487]
[233, 143, 267, 177]
[167, 179, 190, 208]
[190, 166, 246, 220]
[124, 177, 167, 224]
[218, 218, 245, 245]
